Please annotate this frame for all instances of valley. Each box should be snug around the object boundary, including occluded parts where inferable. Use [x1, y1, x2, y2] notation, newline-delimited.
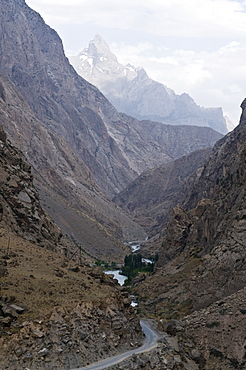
[0, 0, 246, 369]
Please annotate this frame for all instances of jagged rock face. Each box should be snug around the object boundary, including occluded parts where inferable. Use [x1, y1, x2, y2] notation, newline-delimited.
[0, 289, 143, 370]
[0, 125, 63, 248]
[133, 104, 246, 318]
[70, 35, 228, 134]
[113, 147, 212, 236]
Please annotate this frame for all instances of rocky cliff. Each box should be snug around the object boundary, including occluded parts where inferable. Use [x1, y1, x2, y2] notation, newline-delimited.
[130, 102, 246, 368]
[70, 35, 227, 134]
[106, 286, 246, 369]
[0, 0, 134, 197]
[0, 124, 65, 249]
[0, 256, 143, 370]
[0, 124, 143, 369]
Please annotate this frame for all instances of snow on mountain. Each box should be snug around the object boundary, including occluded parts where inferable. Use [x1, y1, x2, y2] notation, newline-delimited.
[69, 35, 227, 134]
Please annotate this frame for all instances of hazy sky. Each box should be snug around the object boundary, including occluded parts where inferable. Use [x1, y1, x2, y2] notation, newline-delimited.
[26, 0, 246, 127]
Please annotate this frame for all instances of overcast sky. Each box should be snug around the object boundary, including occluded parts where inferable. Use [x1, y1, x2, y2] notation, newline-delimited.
[26, 0, 246, 128]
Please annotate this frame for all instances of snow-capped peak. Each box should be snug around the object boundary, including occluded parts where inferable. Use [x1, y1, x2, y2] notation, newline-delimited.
[83, 34, 118, 63]
[69, 35, 228, 134]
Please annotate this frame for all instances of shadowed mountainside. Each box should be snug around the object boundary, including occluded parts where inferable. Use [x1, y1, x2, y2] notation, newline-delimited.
[113, 147, 212, 238]
[131, 103, 246, 368]
[0, 71, 144, 261]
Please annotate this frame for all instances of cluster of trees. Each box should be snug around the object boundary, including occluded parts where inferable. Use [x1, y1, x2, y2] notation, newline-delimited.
[95, 260, 117, 269]
[121, 253, 158, 282]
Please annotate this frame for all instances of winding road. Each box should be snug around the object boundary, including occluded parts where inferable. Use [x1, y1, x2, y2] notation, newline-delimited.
[71, 320, 159, 370]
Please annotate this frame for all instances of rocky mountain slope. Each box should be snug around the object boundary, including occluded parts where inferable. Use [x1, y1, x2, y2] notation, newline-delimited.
[130, 101, 246, 368]
[1, 2, 243, 369]
[0, 124, 64, 250]
[0, 0, 134, 198]
[70, 35, 227, 134]
[0, 1, 222, 200]
[107, 288, 246, 369]
[113, 147, 212, 237]
[0, 70, 144, 260]
[0, 0, 222, 258]
[0, 124, 143, 369]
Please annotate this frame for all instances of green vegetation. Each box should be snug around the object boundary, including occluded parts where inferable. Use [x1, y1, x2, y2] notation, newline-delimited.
[121, 253, 158, 282]
[95, 260, 117, 269]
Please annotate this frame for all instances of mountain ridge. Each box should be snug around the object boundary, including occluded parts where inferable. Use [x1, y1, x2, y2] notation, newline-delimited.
[113, 147, 212, 238]
[0, 70, 145, 260]
[0, 127, 143, 370]
[132, 99, 246, 317]
[129, 102, 246, 368]
[0, 2, 222, 199]
[70, 34, 228, 134]
[0, 1, 245, 369]
[0, 0, 222, 255]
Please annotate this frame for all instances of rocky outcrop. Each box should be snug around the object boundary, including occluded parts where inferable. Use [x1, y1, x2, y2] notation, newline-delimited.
[132, 101, 246, 321]
[0, 295, 142, 370]
[0, 296, 25, 327]
[181, 287, 246, 370]
[0, 124, 65, 249]
[70, 35, 227, 134]
[108, 288, 246, 369]
[0, 232, 143, 370]
[0, 196, 142, 370]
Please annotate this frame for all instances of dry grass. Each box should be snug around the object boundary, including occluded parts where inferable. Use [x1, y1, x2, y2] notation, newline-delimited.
[0, 230, 116, 322]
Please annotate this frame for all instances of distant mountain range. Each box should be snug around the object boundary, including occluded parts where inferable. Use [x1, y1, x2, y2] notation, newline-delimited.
[70, 34, 228, 134]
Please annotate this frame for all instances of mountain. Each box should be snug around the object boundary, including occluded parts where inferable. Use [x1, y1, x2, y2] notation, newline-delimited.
[0, 1, 134, 198]
[0, 70, 144, 261]
[132, 100, 246, 312]
[0, 124, 143, 370]
[0, 2, 245, 368]
[131, 101, 246, 369]
[113, 147, 212, 238]
[0, 9, 222, 199]
[0, 0, 222, 256]
[70, 34, 228, 134]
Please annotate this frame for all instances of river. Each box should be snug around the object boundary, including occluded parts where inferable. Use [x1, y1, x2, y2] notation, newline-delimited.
[104, 270, 127, 286]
